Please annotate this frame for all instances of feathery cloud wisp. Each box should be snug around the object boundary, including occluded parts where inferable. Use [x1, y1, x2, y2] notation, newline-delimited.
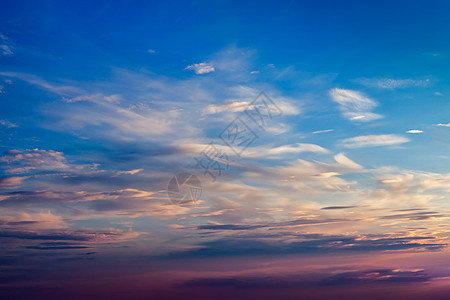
[329, 88, 382, 122]
[352, 78, 431, 89]
[340, 134, 410, 148]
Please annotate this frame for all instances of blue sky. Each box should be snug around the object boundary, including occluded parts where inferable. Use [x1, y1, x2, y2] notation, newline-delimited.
[2, 1, 450, 299]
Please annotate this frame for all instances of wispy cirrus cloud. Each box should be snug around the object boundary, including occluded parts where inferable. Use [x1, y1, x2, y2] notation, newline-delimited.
[329, 88, 382, 122]
[0, 119, 18, 128]
[244, 143, 329, 158]
[351, 77, 431, 89]
[313, 129, 334, 134]
[340, 134, 410, 148]
[0, 33, 13, 56]
[0, 176, 27, 189]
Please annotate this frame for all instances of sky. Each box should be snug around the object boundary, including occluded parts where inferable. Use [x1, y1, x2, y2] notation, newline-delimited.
[1, 1, 450, 299]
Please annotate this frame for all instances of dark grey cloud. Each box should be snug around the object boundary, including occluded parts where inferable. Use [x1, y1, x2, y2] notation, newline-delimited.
[180, 268, 432, 289]
[0, 229, 120, 241]
[164, 233, 445, 258]
[196, 217, 354, 231]
[380, 211, 446, 221]
[321, 206, 358, 210]
[26, 242, 90, 250]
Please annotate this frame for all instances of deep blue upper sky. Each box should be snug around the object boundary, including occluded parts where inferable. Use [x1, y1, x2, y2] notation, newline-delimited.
[1, 2, 450, 299]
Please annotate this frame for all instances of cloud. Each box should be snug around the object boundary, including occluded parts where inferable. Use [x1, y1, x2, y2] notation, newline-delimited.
[321, 206, 358, 210]
[0, 120, 18, 128]
[437, 123, 450, 127]
[244, 143, 329, 158]
[0, 33, 13, 56]
[116, 168, 144, 176]
[313, 129, 334, 134]
[147, 49, 156, 54]
[0, 149, 68, 174]
[0, 228, 138, 243]
[333, 153, 363, 169]
[185, 63, 215, 74]
[0, 188, 190, 218]
[407, 130, 423, 134]
[0, 45, 13, 56]
[0, 48, 299, 144]
[203, 101, 250, 114]
[339, 134, 410, 148]
[205, 86, 300, 116]
[182, 268, 432, 289]
[165, 232, 444, 258]
[329, 88, 382, 122]
[0, 177, 27, 189]
[352, 78, 431, 89]
[0, 72, 83, 95]
[377, 171, 450, 193]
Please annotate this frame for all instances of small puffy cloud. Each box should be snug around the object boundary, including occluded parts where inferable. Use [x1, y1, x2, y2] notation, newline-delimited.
[437, 123, 450, 127]
[147, 49, 156, 54]
[340, 134, 410, 148]
[406, 130, 423, 134]
[329, 88, 382, 122]
[352, 78, 431, 89]
[185, 62, 215, 74]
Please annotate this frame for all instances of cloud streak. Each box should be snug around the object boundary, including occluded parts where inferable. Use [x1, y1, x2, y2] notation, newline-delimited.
[339, 134, 410, 148]
[329, 88, 382, 122]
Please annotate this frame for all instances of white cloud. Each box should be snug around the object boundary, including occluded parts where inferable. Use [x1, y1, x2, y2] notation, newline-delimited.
[202, 86, 300, 117]
[340, 134, 410, 148]
[313, 129, 334, 134]
[185, 62, 215, 74]
[333, 153, 363, 169]
[329, 88, 382, 122]
[406, 130, 423, 134]
[352, 78, 430, 89]
[147, 49, 156, 54]
[244, 143, 329, 158]
[1, 47, 299, 144]
[203, 101, 250, 115]
[437, 123, 450, 127]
